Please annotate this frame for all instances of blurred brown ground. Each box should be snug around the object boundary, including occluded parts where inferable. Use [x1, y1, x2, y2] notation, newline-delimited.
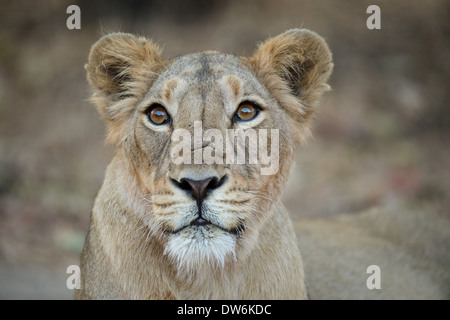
[0, 0, 448, 299]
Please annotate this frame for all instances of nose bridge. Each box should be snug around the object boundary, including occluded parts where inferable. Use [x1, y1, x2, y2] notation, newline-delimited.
[175, 87, 203, 129]
[169, 94, 228, 183]
[178, 81, 225, 126]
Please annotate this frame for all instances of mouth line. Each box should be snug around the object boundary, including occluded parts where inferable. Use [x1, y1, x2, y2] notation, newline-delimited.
[166, 220, 245, 236]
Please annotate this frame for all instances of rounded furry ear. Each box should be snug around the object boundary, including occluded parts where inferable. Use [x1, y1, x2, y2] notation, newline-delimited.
[247, 29, 333, 124]
[85, 33, 164, 144]
[86, 32, 163, 100]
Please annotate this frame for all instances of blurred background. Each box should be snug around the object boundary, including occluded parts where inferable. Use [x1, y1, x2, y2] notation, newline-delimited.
[0, 0, 448, 299]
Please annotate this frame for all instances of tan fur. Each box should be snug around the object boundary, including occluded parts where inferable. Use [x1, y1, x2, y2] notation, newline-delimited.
[296, 207, 450, 299]
[75, 29, 333, 299]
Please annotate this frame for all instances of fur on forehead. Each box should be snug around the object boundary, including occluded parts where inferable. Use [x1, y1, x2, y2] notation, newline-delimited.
[147, 55, 271, 113]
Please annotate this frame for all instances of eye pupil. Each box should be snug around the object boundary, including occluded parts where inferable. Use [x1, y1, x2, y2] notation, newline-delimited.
[147, 105, 169, 125]
[236, 103, 257, 121]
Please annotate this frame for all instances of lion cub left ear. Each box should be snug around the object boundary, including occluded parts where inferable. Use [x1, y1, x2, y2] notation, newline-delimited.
[85, 33, 164, 144]
[247, 29, 333, 124]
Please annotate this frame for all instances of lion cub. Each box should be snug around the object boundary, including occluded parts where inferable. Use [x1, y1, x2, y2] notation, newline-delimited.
[75, 29, 333, 299]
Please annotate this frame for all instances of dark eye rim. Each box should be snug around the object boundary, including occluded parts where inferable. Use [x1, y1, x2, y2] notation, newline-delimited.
[233, 101, 261, 122]
[144, 103, 171, 125]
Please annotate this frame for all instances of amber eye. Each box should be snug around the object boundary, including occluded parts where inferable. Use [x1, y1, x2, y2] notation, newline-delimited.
[146, 104, 170, 125]
[234, 102, 260, 122]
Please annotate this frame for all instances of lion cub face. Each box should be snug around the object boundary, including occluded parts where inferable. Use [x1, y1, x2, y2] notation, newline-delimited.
[135, 53, 284, 270]
[86, 30, 332, 271]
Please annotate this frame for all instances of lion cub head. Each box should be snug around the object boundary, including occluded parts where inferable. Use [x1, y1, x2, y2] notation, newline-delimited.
[86, 29, 332, 272]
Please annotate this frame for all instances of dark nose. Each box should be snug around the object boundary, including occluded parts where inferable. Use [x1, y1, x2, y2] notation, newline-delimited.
[171, 176, 227, 204]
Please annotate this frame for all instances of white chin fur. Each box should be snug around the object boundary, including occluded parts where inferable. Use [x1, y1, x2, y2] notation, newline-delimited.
[164, 225, 237, 273]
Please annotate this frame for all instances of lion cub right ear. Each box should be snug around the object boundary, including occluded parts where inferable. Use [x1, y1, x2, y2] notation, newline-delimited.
[247, 29, 333, 135]
[85, 33, 163, 144]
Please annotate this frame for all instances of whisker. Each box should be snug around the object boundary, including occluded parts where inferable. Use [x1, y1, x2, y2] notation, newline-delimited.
[139, 193, 153, 206]
[243, 190, 276, 203]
